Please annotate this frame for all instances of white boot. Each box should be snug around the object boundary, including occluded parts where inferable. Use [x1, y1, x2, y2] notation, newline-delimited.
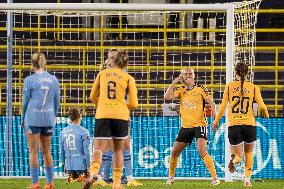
[166, 177, 175, 185]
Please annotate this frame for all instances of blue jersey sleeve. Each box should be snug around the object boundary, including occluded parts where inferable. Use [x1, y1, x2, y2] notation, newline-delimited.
[60, 132, 66, 168]
[22, 78, 31, 121]
[53, 76, 60, 116]
[83, 130, 91, 168]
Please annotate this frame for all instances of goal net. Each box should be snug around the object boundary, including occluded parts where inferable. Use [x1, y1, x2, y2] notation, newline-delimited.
[0, 1, 261, 180]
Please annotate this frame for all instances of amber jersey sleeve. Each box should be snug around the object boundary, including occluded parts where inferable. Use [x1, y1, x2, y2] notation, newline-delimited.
[90, 72, 101, 105]
[90, 68, 138, 121]
[214, 81, 267, 127]
[214, 84, 229, 125]
[174, 84, 210, 128]
[254, 85, 269, 118]
[127, 76, 138, 109]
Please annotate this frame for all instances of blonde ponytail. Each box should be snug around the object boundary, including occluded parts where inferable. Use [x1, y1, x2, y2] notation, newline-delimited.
[31, 52, 47, 69]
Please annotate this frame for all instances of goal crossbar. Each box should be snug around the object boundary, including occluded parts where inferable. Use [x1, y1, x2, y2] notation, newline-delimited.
[0, 3, 234, 11]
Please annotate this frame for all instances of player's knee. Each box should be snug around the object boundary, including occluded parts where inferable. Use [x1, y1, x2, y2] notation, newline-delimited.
[244, 149, 253, 154]
[94, 143, 106, 152]
[198, 147, 207, 157]
[171, 149, 181, 157]
[30, 152, 39, 160]
[113, 140, 125, 152]
[42, 151, 52, 159]
[244, 144, 254, 153]
[124, 142, 130, 150]
[29, 147, 39, 155]
[113, 145, 124, 152]
[41, 147, 51, 155]
[93, 150, 103, 156]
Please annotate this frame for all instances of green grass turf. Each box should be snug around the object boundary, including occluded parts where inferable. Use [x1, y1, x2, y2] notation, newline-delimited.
[0, 179, 283, 189]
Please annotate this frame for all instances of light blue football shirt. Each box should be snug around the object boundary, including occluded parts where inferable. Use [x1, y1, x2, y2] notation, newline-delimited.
[60, 124, 90, 171]
[22, 71, 60, 127]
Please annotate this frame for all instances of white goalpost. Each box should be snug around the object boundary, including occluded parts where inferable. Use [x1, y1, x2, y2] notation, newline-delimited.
[0, 1, 261, 182]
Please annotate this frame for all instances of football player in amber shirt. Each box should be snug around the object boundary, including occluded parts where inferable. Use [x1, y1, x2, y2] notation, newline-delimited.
[164, 67, 220, 186]
[212, 62, 269, 187]
[83, 49, 138, 189]
[94, 53, 142, 187]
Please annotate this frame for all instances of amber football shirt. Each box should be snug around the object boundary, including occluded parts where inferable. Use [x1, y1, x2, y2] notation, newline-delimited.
[90, 68, 138, 121]
[214, 81, 268, 126]
[173, 84, 211, 128]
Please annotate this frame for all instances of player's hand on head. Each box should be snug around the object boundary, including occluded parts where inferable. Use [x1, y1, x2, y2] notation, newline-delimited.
[172, 74, 183, 84]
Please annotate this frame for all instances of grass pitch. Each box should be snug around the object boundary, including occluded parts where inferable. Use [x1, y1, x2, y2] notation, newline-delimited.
[0, 179, 283, 189]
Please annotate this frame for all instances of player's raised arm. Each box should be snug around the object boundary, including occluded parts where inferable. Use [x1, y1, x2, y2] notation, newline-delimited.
[164, 74, 183, 100]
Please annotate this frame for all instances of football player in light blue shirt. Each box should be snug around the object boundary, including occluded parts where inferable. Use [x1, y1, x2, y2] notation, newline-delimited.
[60, 107, 90, 182]
[22, 52, 60, 189]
